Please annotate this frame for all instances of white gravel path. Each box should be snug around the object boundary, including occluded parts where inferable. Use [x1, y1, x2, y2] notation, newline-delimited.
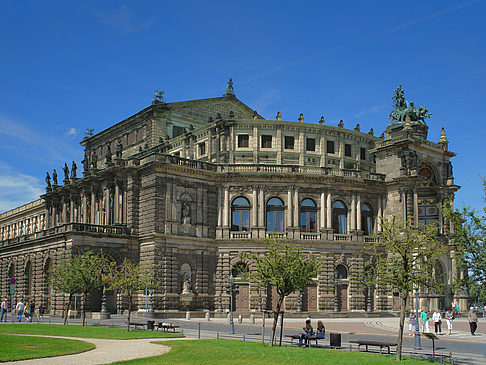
[5, 335, 188, 365]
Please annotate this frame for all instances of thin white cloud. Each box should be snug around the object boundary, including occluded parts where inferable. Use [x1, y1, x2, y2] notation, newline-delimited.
[0, 162, 43, 213]
[355, 103, 388, 119]
[252, 89, 282, 118]
[65, 127, 78, 137]
[92, 5, 156, 34]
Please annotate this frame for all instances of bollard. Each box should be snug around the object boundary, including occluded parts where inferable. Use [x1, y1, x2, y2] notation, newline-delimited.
[277, 313, 282, 326]
[205, 312, 210, 321]
[243, 334, 246, 341]
[250, 314, 255, 324]
[186, 311, 191, 320]
[217, 332, 219, 339]
[349, 344, 352, 352]
[198, 322, 201, 339]
[238, 314, 242, 323]
[181, 328, 184, 335]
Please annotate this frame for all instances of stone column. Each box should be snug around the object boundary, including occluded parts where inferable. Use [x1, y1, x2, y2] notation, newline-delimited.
[299, 132, 304, 165]
[252, 187, 258, 227]
[258, 187, 265, 227]
[287, 189, 293, 228]
[356, 194, 361, 231]
[217, 187, 222, 227]
[229, 125, 234, 164]
[293, 187, 299, 229]
[320, 191, 325, 229]
[320, 134, 326, 167]
[253, 126, 258, 164]
[82, 194, 87, 223]
[216, 128, 221, 163]
[207, 130, 212, 162]
[223, 186, 229, 227]
[413, 189, 418, 228]
[70, 198, 74, 223]
[104, 186, 110, 225]
[377, 196, 383, 232]
[181, 138, 187, 159]
[276, 128, 282, 164]
[90, 190, 96, 224]
[189, 135, 194, 160]
[351, 194, 356, 231]
[326, 191, 332, 229]
[114, 183, 120, 224]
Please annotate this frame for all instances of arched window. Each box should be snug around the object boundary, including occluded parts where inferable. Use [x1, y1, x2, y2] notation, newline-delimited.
[361, 203, 374, 235]
[300, 198, 317, 232]
[332, 200, 348, 234]
[25, 261, 33, 299]
[335, 265, 348, 279]
[266, 197, 284, 232]
[231, 197, 250, 231]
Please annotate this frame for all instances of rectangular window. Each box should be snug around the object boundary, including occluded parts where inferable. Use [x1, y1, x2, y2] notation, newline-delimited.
[360, 147, 366, 160]
[238, 134, 249, 148]
[327, 140, 335, 154]
[345, 143, 352, 157]
[284, 136, 294, 149]
[198, 142, 206, 156]
[306, 138, 316, 151]
[261, 135, 272, 148]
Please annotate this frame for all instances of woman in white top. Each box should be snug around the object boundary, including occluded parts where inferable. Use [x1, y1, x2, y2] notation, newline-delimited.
[432, 309, 442, 334]
[445, 309, 453, 335]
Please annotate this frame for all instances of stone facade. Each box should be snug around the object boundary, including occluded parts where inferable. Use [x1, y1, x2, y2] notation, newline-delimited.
[0, 87, 464, 316]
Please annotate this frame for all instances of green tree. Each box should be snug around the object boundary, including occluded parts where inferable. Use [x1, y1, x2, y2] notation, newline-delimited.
[241, 238, 322, 346]
[103, 258, 155, 332]
[442, 185, 486, 305]
[50, 251, 108, 326]
[50, 257, 83, 325]
[364, 216, 447, 361]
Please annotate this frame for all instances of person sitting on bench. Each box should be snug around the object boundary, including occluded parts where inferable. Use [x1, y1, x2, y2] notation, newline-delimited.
[315, 320, 325, 339]
[299, 319, 314, 346]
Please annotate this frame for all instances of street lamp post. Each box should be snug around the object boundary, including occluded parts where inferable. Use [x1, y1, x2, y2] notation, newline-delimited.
[225, 275, 239, 334]
[414, 286, 422, 350]
[334, 271, 339, 312]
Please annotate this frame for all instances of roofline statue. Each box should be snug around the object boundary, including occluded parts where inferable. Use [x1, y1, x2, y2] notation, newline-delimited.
[389, 85, 432, 124]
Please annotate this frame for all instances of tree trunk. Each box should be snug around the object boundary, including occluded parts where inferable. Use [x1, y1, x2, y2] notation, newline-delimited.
[279, 310, 285, 346]
[396, 294, 408, 361]
[82, 292, 87, 326]
[270, 297, 283, 346]
[126, 294, 131, 333]
[64, 293, 73, 325]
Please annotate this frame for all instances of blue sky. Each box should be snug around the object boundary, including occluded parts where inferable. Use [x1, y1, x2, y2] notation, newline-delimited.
[0, 0, 485, 213]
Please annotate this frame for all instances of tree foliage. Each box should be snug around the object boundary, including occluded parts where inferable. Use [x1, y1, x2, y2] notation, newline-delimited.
[103, 258, 155, 332]
[442, 186, 486, 305]
[50, 250, 108, 326]
[241, 238, 322, 346]
[364, 216, 447, 361]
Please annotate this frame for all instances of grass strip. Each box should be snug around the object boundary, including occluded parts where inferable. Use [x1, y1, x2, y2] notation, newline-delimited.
[0, 324, 183, 339]
[111, 339, 431, 364]
[0, 334, 95, 361]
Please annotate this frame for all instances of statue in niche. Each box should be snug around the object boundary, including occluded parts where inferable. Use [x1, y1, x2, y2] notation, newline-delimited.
[52, 169, 58, 185]
[116, 140, 123, 158]
[105, 144, 112, 162]
[71, 161, 77, 179]
[63, 163, 70, 182]
[45, 172, 51, 188]
[91, 151, 98, 169]
[82, 151, 90, 172]
[181, 200, 191, 224]
[181, 272, 192, 294]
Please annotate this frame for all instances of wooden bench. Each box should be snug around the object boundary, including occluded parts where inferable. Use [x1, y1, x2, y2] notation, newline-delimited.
[285, 334, 325, 347]
[155, 322, 180, 332]
[349, 340, 397, 354]
[129, 321, 147, 330]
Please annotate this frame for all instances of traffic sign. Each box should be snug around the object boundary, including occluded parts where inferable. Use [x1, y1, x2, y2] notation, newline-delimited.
[9, 278, 16, 285]
[9, 284, 15, 294]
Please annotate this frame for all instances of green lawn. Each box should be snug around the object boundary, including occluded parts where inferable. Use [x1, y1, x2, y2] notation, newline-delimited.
[111, 339, 430, 364]
[0, 324, 183, 339]
[0, 334, 95, 361]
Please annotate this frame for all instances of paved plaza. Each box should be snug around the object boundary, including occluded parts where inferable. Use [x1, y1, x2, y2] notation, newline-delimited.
[2, 314, 485, 364]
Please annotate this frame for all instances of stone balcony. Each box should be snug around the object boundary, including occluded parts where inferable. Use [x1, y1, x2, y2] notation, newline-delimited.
[0, 223, 131, 248]
[225, 229, 379, 243]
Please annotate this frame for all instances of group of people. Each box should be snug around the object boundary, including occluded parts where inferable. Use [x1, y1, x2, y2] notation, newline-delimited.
[298, 319, 325, 346]
[0, 298, 44, 323]
[408, 304, 479, 336]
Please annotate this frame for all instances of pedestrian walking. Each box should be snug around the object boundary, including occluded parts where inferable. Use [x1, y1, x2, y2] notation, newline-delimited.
[23, 303, 31, 321]
[445, 308, 453, 335]
[37, 304, 44, 323]
[408, 310, 417, 336]
[433, 309, 442, 334]
[1, 298, 8, 322]
[420, 308, 430, 333]
[15, 300, 25, 322]
[29, 301, 35, 322]
[468, 307, 478, 335]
